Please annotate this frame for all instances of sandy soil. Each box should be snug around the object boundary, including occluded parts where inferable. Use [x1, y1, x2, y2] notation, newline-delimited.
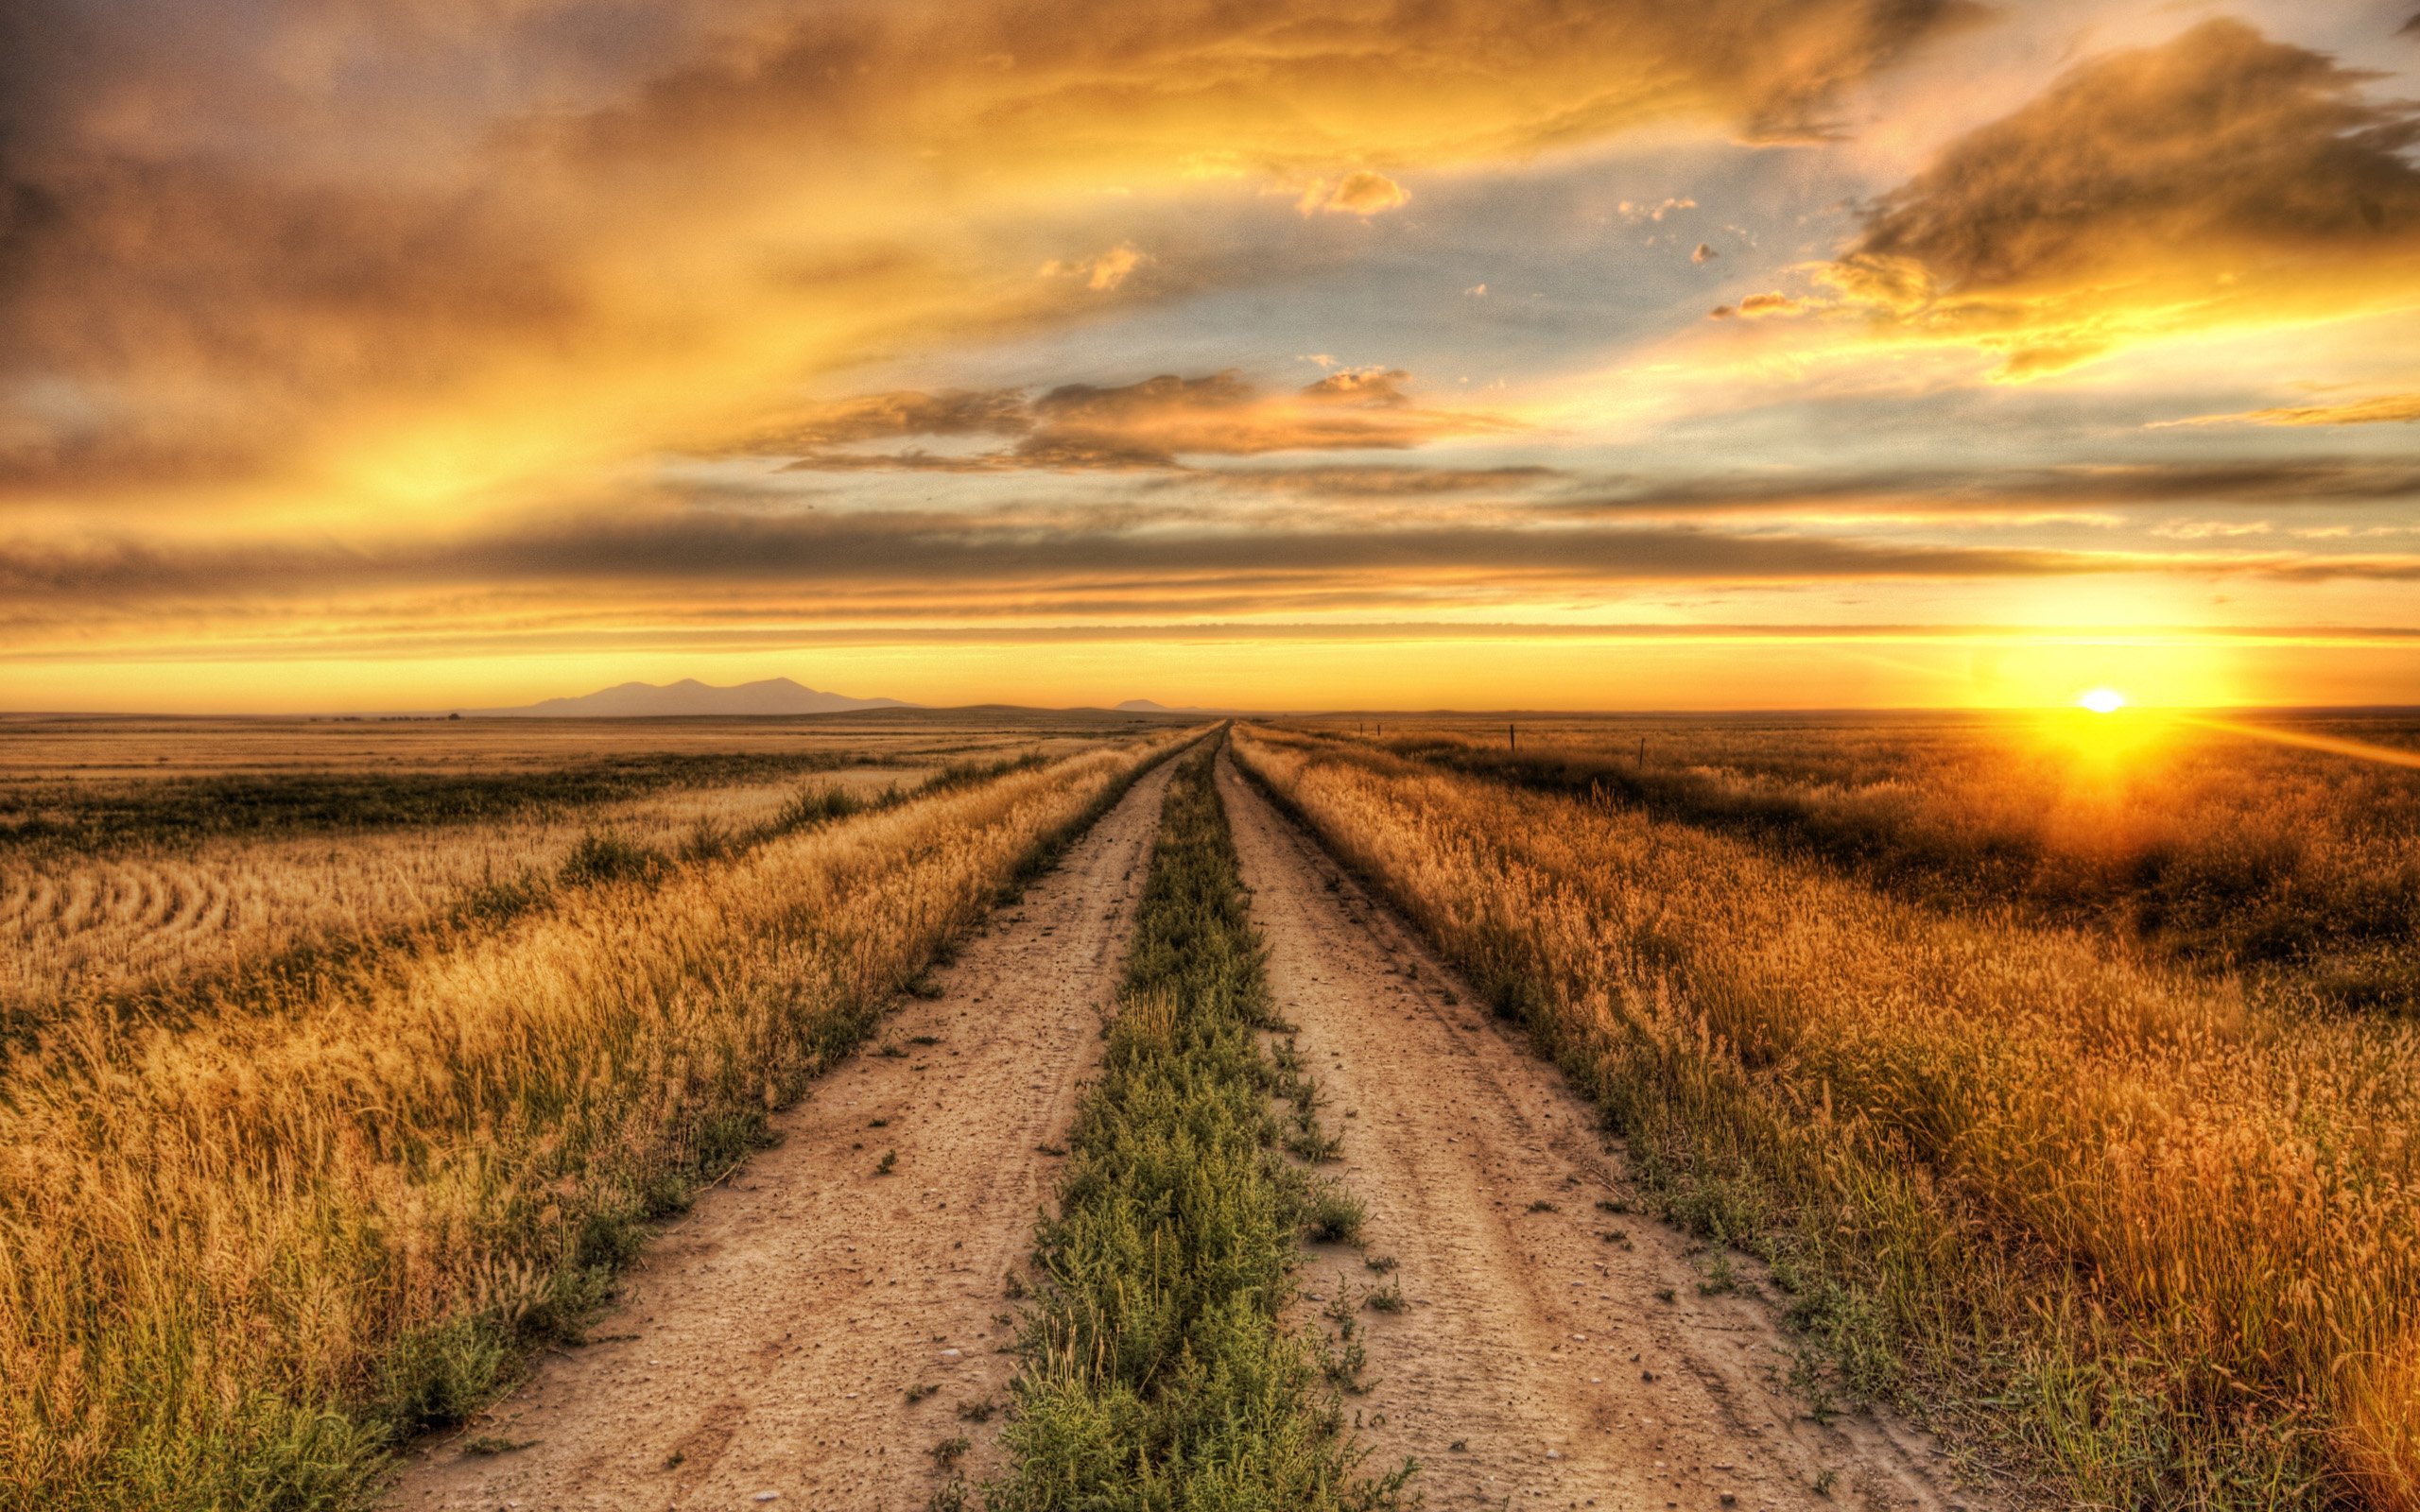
[1217, 755, 1990, 1512]
[383, 755, 1178, 1512]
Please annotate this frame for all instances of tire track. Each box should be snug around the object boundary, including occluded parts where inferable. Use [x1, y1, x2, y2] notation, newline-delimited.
[384, 755, 1180, 1512]
[1219, 754, 1986, 1512]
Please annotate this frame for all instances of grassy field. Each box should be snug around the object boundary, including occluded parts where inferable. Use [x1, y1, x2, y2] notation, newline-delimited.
[0, 713, 1150, 1037]
[0, 725, 1186, 1511]
[0, 710, 1135, 785]
[1236, 720, 2420, 1511]
[1313, 710, 2420, 1012]
[12, 702, 2412, 1510]
[3, 773, 838, 1032]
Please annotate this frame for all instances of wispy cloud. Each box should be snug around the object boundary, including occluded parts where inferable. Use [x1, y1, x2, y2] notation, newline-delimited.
[1562, 459, 2420, 519]
[2153, 394, 2420, 428]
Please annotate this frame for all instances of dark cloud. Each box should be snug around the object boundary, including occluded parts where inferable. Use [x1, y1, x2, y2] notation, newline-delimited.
[1028, 372, 1254, 427]
[1187, 465, 1563, 496]
[752, 448, 2420, 514]
[1009, 434, 1195, 472]
[751, 389, 1032, 449]
[761, 369, 1501, 472]
[474, 511, 2144, 589]
[1852, 21, 2420, 291]
[1795, 21, 2420, 371]
[0, 518, 2077, 610]
[1564, 459, 2420, 517]
[0, 1, 686, 492]
[2, 157, 587, 418]
[12, 493, 2414, 621]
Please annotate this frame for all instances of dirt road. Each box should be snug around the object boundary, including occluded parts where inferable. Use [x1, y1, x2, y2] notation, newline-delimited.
[1218, 755, 1983, 1512]
[386, 755, 1178, 1512]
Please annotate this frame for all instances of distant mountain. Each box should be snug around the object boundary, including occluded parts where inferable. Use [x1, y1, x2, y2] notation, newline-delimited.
[476, 679, 914, 718]
[1114, 697, 1243, 715]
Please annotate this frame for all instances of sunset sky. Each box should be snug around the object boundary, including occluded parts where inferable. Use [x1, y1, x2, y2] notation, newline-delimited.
[6, 0, 2420, 712]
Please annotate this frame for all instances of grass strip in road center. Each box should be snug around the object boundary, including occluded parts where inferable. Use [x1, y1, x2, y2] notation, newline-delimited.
[987, 741, 1408, 1511]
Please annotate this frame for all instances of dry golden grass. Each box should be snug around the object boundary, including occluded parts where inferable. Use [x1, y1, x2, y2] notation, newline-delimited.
[0, 733, 1183, 1511]
[1235, 724, 2420, 1510]
[0, 773, 901, 1019]
[2346, 1333, 2420, 1512]
[1329, 712, 2420, 1007]
[0, 711, 1151, 1032]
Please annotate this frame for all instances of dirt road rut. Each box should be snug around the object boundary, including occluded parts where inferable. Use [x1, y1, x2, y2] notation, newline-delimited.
[386, 756, 1178, 1512]
[1219, 755, 1981, 1512]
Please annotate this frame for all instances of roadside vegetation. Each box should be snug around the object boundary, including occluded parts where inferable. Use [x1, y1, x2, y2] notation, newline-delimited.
[989, 741, 1406, 1511]
[1234, 724, 2420, 1512]
[0, 735, 1183, 1512]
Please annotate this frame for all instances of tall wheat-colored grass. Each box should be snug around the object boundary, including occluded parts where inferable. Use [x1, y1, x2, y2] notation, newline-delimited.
[0, 773, 907, 1022]
[1234, 726, 2420, 1510]
[0, 734, 1182, 1511]
[1342, 714, 2420, 1005]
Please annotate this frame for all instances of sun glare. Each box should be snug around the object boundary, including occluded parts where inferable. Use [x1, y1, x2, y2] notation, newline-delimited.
[2078, 687, 2127, 713]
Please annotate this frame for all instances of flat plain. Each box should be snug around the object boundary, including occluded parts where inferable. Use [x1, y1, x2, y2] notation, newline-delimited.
[4, 708, 2415, 1512]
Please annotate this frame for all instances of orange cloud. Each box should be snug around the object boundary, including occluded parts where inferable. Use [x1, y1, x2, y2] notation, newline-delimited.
[1040, 244, 1149, 290]
[1760, 21, 2420, 375]
[1707, 291, 1807, 319]
[1298, 172, 1411, 217]
[759, 369, 1510, 472]
[2157, 394, 2420, 428]
[0, 0, 1978, 512]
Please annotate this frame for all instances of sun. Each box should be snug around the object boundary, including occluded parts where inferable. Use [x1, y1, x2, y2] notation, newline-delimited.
[2077, 687, 2127, 713]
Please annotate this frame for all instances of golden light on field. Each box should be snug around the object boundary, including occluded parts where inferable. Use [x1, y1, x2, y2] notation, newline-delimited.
[2184, 716, 2420, 774]
[2027, 686, 2173, 780]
